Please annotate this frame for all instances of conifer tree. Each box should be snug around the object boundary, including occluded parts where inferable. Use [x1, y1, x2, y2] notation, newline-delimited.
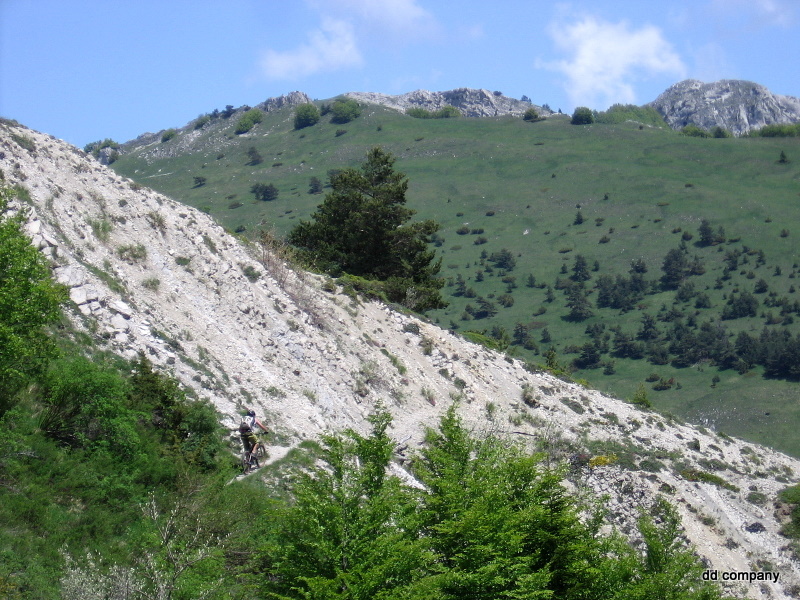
[289, 147, 445, 310]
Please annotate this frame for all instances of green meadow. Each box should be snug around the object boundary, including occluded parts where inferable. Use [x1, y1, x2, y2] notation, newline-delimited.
[112, 103, 800, 456]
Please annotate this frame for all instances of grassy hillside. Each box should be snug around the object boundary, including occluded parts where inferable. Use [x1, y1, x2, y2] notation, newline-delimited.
[111, 104, 800, 456]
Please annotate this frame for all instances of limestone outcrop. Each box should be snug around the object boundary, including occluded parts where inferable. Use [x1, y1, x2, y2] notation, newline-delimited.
[649, 79, 800, 135]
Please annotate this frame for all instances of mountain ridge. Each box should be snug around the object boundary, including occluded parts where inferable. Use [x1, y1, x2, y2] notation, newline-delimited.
[3, 118, 800, 599]
[112, 79, 800, 154]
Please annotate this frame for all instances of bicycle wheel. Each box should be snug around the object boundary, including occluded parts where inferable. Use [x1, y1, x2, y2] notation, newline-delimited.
[241, 452, 251, 474]
[255, 443, 267, 460]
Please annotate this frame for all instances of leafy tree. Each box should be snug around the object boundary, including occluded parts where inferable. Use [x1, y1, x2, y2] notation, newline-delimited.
[294, 103, 321, 129]
[38, 356, 137, 456]
[522, 107, 543, 122]
[251, 182, 278, 201]
[0, 185, 66, 414]
[192, 176, 207, 188]
[570, 106, 594, 125]
[234, 108, 264, 134]
[288, 147, 445, 311]
[330, 98, 362, 124]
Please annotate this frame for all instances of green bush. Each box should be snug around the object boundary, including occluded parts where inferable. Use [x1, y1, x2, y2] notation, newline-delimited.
[680, 468, 739, 491]
[0, 185, 65, 414]
[680, 124, 710, 138]
[234, 108, 264, 134]
[242, 265, 261, 282]
[193, 114, 211, 130]
[251, 182, 278, 201]
[407, 106, 462, 119]
[160, 129, 177, 143]
[258, 408, 728, 599]
[117, 243, 147, 262]
[570, 107, 594, 125]
[751, 123, 800, 137]
[594, 104, 665, 126]
[522, 107, 544, 122]
[330, 98, 361, 124]
[294, 103, 320, 129]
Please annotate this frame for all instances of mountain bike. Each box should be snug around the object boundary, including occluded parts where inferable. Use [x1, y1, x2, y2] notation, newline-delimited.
[241, 433, 268, 474]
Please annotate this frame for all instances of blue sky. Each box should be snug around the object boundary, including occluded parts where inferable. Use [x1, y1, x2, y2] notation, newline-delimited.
[1, 0, 798, 148]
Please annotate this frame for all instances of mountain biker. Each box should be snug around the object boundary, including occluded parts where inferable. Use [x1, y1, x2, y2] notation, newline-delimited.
[239, 409, 268, 455]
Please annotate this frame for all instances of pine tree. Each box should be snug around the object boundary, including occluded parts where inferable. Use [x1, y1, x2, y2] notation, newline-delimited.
[571, 254, 591, 282]
[289, 148, 445, 310]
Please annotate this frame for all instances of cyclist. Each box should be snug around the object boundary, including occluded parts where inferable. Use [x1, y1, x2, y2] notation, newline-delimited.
[239, 408, 268, 457]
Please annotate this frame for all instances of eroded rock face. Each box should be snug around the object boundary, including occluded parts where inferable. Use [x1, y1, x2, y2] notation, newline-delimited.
[259, 91, 312, 112]
[648, 79, 800, 135]
[345, 88, 549, 118]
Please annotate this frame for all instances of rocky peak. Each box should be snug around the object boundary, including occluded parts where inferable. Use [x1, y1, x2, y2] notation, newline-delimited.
[648, 79, 800, 135]
[257, 90, 312, 112]
[345, 88, 548, 118]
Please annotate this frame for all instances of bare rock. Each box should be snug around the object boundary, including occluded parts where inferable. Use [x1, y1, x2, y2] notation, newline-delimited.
[648, 79, 800, 135]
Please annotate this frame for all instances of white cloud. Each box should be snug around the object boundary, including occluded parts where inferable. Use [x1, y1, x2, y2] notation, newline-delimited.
[307, 0, 439, 40]
[710, 0, 795, 28]
[260, 17, 363, 80]
[259, 0, 439, 81]
[540, 16, 686, 109]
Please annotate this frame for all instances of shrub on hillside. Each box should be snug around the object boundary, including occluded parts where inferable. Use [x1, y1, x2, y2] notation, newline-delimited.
[251, 182, 279, 202]
[407, 106, 462, 119]
[330, 99, 362, 124]
[522, 107, 544, 122]
[234, 108, 264, 134]
[594, 104, 665, 127]
[680, 124, 710, 138]
[294, 103, 320, 129]
[570, 107, 594, 125]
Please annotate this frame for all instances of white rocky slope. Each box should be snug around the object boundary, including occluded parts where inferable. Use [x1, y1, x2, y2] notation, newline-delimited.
[2, 121, 800, 599]
[345, 88, 548, 118]
[649, 79, 800, 136]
